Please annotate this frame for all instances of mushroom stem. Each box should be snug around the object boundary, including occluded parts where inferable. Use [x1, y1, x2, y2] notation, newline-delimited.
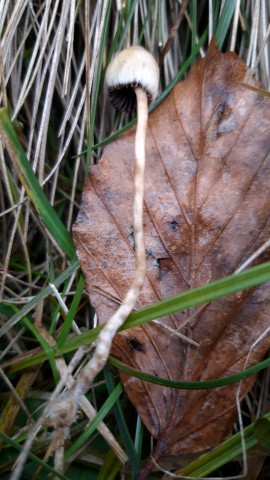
[48, 88, 149, 424]
[133, 86, 148, 288]
[69, 89, 148, 396]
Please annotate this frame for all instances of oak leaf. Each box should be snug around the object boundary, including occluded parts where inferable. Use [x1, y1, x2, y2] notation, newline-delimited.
[73, 42, 270, 467]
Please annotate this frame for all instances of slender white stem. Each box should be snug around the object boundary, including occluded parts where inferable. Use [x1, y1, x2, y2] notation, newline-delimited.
[49, 88, 149, 424]
[72, 87, 148, 396]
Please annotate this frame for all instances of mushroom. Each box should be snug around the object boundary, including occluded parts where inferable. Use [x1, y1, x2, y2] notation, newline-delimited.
[70, 46, 159, 392]
[46, 46, 159, 431]
[79, 45, 159, 380]
[105, 45, 159, 113]
[104, 44, 160, 318]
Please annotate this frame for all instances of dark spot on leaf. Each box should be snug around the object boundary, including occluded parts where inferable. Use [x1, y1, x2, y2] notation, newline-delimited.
[169, 220, 178, 231]
[216, 93, 235, 138]
[127, 337, 144, 353]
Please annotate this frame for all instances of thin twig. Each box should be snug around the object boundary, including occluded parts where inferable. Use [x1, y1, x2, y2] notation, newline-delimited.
[159, 0, 189, 67]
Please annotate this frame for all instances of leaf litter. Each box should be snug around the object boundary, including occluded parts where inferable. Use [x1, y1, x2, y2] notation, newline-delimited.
[73, 42, 270, 477]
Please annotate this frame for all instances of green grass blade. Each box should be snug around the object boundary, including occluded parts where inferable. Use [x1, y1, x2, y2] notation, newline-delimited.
[253, 417, 270, 451]
[191, 0, 197, 53]
[21, 316, 59, 382]
[57, 273, 85, 348]
[138, 0, 155, 45]
[177, 412, 270, 478]
[125, 260, 270, 328]
[109, 356, 270, 390]
[6, 260, 270, 372]
[212, 0, 222, 32]
[0, 260, 79, 339]
[103, 366, 140, 475]
[106, 7, 126, 65]
[0, 108, 75, 259]
[214, 0, 235, 48]
[64, 382, 123, 460]
[117, 0, 137, 51]
[97, 447, 122, 480]
[0, 432, 71, 480]
[0, 303, 59, 378]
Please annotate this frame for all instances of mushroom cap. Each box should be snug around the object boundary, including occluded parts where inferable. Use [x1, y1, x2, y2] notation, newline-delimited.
[105, 46, 159, 113]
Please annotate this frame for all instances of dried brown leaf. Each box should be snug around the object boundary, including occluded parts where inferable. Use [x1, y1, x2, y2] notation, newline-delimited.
[73, 42, 270, 470]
